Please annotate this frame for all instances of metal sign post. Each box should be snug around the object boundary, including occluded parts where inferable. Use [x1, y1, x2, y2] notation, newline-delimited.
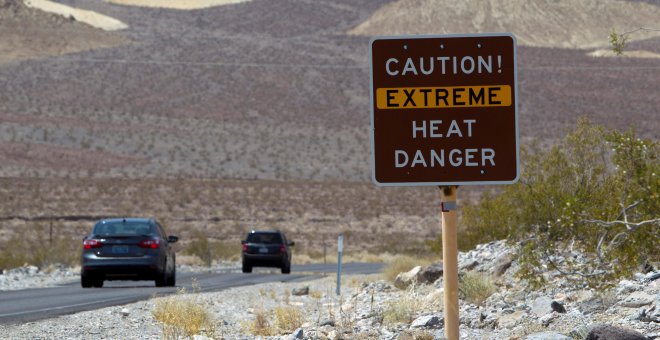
[336, 234, 343, 296]
[441, 186, 459, 339]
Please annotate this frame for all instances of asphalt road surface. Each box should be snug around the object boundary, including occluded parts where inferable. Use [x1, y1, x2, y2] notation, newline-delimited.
[0, 262, 383, 325]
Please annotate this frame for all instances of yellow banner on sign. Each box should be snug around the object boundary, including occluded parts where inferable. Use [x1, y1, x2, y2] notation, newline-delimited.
[376, 85, 511, 109]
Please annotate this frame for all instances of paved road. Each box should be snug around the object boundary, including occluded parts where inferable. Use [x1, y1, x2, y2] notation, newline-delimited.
[0, 262, 383, 325]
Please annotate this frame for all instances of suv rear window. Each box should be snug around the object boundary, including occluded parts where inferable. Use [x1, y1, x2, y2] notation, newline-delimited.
[93, 222, 154, 236]
[247, 233, 282, 244]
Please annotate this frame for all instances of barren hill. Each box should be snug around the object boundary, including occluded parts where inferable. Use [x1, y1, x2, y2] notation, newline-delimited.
[0, 0, 657, 181]
[350, 0, 660, 50]
[0, 0, 128, 64]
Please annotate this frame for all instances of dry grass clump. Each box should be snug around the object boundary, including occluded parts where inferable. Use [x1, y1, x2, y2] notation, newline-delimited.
[152, 287, 216, 339]
[459, 271, 497, 306]
[382, 295, 419, 325]
[244, 305, 304, 336]
[383, 255, 432, 282]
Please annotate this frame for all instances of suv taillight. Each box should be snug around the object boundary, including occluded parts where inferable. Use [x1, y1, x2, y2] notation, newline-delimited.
[83, 239, 102, 249]
[242, 244, 248, 252]
[139, 239, 160, 249]
[279, 244, 286, 253]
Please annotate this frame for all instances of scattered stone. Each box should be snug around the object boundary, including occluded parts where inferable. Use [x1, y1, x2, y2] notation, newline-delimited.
[498, 310, 526, 329]
[530, 296, 554, 316]
[645, 271, 660, 282]
[586, 324, 646, 340]
[192, 335, 212, 340]
[410, 314, 443, 329]
[120, 308, 130, 317]
[616, 280, 642, 296]
[492, 252, 514, 277]
[570, 325, 594, 339]
[393, 266, 422, 290]
[526, 331, 571, 340]
[291, 286, 309, 296]
[539, 312, 556, 327]
[319, 319, 335, 327]
[291, 327, 303, 339]
[619, 291, 654, 308]
[551, 300, 567, 313]
[418, 263, 443, 284]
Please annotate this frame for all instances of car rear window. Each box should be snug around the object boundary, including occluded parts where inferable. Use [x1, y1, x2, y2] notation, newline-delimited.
[247, 233, 282, 244]
[94, 222, 154, 236]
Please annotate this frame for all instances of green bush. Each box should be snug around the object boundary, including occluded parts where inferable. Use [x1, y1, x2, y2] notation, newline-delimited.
[431, 119, 659, 288]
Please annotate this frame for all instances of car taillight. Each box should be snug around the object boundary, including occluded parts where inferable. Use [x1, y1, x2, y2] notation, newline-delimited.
[139, 239, 160, 249]
[279, 244, 286, 253]
[83, 239, 102, 249]
[242, 244, 248, 252]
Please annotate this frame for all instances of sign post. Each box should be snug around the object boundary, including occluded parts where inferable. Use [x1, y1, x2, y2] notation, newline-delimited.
[336, 234, 343, 296]
[370, 33, 518, 340]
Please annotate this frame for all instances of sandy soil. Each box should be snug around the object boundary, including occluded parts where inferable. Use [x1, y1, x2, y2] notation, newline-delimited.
[349, 0, 660, 49]
[588, 49, 660, 58]
[24, 0, 127, 31]
[106, 0, 249, 10]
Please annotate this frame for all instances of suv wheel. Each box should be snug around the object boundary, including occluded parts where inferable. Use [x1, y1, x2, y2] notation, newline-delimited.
[166, 266, 176, 287]
[281, 262, 291, 274]
[92, 277, 104, 288]
[242, 261, 252, 273]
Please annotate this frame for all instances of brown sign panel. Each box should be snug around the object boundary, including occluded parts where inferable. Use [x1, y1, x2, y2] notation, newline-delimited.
[370, 34, 519, 186]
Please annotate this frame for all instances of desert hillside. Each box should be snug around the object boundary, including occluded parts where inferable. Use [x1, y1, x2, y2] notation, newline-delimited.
[0, 0, 658, 181]
[350, 0, 660, 50]
[0, 0, 128, 64]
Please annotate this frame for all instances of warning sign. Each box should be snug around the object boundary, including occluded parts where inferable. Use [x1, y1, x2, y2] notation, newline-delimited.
[370, 34, 519, 186]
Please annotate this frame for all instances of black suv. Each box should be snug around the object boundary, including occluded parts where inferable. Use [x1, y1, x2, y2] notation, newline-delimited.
[241, 230, 294, 274]
[81, 218, 178, 288]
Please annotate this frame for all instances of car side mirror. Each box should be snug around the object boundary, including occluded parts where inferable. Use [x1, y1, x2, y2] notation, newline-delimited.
[288, 241, 295, 246]
[167, 236, 179, 243]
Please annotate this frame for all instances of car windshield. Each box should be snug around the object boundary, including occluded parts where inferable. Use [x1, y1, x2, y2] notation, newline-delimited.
[93, 222, 153, 236]
[247, 233, 282, 244]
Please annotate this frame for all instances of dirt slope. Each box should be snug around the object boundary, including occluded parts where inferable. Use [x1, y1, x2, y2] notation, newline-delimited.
[0, 0, 128, 64]
[350, 0, 660, 49]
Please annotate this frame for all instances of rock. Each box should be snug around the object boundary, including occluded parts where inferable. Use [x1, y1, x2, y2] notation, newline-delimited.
[120, 308, 130, 317]
[460, 260, 479, 271]
[492, 252, 514, 277]
[498, 310, 526, 329]
[619, 291, 654, 308]
[586, 324, 646, 340]
[319, 319, 335, 327]
[530, 296, 554, 316]
[291, 286, 309, 296]
[192, 336, 213, 340]
[291, 328, 303, 339]
[570, 325, 594, 339]
[579, 297, 606, 315]
[551, 301, 567, 313]
[393, 266, 422, 290]
[616, 280, 641, 296]
[418, 263, 443, 284]
[410, 314, 443, 329]
[539, 313, 556, 327]
[645, 271, 660, 281]
[526, 331, 571, 340]
[327, 330, 338, 340]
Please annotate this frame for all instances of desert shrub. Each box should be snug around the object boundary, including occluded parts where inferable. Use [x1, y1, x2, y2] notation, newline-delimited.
[184, 230, 241, 265]
[152, 287, 216, 339]
[273, 306, 303, 332]
[459, 272, 497, 305]
[445, 120, 659, 288]
[0, 223, 79, 270]
[382, 295, 418, 325]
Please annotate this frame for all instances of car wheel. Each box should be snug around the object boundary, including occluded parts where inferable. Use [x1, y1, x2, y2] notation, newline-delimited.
[242, 261, 252, 273]
[92, 277, 104, 288]
[281, 263, 291, 274]
[81, 275, 93, 288]
[166, 265, 176, 287]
